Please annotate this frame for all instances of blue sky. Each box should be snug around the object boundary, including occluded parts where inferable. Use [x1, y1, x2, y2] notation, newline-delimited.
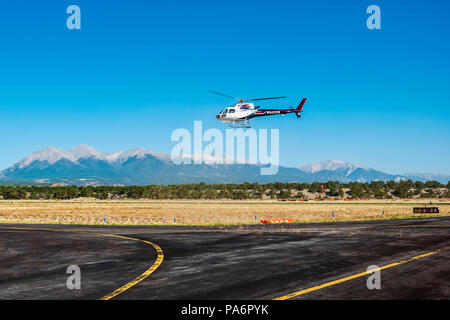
[0, 0, 449, 174]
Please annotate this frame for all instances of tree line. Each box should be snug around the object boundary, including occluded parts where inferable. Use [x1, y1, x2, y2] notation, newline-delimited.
[0, 180, 448, 200]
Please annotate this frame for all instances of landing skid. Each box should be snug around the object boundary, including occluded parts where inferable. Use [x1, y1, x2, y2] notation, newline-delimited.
[226, 119, 251, 128]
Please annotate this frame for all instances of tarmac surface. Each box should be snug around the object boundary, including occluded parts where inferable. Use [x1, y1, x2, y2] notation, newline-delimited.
[0, 217, 449, 300]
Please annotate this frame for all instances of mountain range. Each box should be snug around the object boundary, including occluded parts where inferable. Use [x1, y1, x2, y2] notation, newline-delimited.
[0, 145, 448, 185]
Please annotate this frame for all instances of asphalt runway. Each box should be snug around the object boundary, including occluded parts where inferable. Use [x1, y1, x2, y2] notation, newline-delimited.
[0, 217, 449, 300]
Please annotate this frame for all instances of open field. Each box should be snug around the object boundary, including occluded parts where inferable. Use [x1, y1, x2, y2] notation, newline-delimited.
[0, 199, 449, 225]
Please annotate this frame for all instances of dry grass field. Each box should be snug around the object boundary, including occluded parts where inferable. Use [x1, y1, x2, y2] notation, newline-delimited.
[0, 199, 449, 226]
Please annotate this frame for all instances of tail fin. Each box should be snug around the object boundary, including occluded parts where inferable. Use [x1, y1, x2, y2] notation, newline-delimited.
[296, 98, 306, 111]
[295, 98, 306, 118]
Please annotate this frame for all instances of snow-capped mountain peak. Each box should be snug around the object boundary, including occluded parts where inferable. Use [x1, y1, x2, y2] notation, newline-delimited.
[104, 148, 169, 162]
[69, 144, 104, 160]
[14, 145, 164, 169]
[16, 146, 75, 169]
[300, 159, 368, 175]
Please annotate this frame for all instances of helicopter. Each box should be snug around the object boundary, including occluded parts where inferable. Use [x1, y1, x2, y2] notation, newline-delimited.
[211, 90, 307, 128]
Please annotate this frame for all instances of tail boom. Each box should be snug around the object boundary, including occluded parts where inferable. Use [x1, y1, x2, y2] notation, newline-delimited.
[247, 98, 307, 119]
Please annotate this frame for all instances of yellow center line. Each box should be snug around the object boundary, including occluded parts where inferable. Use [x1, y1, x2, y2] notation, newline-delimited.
[1, 227, 164, 300]
[273, 246, 450, 300]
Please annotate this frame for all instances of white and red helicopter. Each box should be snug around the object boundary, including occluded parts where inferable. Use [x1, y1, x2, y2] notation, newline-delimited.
[211, 90, 306, 128]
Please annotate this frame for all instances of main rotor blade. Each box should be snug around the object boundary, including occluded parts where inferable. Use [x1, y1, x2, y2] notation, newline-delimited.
[245, 96, 287, 101]
[209, 90, 239, 100]
[210, 91, 287, 102]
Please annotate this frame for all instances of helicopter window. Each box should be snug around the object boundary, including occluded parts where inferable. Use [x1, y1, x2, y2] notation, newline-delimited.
[229, 109, 235, 113]
[223, 109, 228, 114]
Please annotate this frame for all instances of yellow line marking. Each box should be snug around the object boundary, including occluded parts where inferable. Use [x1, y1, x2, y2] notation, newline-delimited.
[273, 246, 450, 300]
[97, 234, 164, 300]
[1, 227, 164, 300]
[386, 225, 450, 228]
